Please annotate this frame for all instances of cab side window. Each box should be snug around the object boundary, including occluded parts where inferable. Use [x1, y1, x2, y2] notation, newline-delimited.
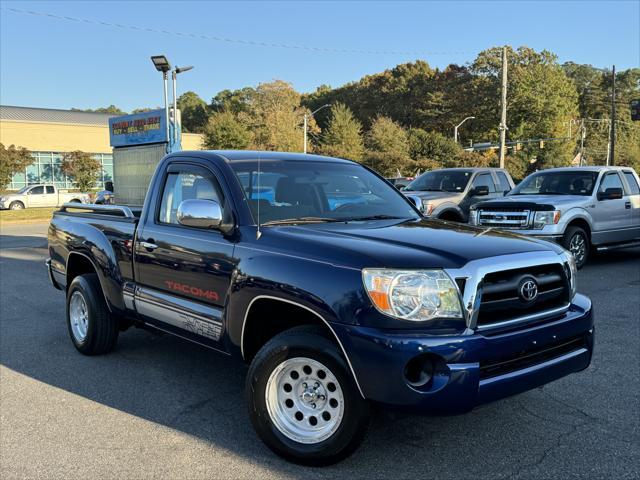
[158, 167, 223, 225]
[623, 172, 640, 195]
[496, 172, 511, 192]
[472, 173, 496, 192]
[46, 186, 55, 194]
[598, 173, 624, 194]
[30, 186, 44, 195]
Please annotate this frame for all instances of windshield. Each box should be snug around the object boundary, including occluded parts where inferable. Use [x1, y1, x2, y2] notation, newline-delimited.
[16, 186, 31, 194]
[405, 170, 472, 192]
[230, 159, 420, 224]
[510, 171, 599, 196]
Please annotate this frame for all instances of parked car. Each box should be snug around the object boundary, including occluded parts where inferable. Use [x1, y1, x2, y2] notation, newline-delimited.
[47, 151, 592, 465]
[0, 184, 89, 210]
[470, 166, 640, 268]
[402, 168, 515, 222]
[386, 176, 414, 190]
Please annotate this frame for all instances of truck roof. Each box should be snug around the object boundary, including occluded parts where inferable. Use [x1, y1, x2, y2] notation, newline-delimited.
[536, 166, 636, 173]
[179, 150, 355, 164]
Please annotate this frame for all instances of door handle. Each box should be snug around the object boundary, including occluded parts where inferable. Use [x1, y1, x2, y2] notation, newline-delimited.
[140, 240, 158, 251]
[625, 202, 631, 209]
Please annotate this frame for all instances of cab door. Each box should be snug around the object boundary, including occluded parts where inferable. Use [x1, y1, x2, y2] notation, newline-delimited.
[134, 160, 237, 347]
[591, 171, 632, 244]
[26, 186, 47, 207]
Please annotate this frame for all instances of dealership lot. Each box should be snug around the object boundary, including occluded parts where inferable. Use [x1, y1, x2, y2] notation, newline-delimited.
[0, 222, 638, 479]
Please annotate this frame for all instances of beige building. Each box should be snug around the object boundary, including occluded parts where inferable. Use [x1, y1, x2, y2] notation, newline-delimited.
[0, 105, 203, 190]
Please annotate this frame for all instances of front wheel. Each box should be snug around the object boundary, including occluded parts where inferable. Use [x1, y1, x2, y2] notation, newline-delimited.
[562, 226, 590, 269]
[9, 201, 24, 210]
[246, 327, 370, 466]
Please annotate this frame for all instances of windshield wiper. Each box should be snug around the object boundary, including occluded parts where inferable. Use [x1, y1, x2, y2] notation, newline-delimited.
[343, 215, 412, 222]
[262, 217, 342, 226]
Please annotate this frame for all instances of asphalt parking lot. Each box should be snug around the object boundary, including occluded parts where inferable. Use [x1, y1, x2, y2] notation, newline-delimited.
[1, 222, 638, 479]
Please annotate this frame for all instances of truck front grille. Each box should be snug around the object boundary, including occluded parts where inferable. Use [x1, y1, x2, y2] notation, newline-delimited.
[478, 209, 530, 228]
[476, 263, 570, 329]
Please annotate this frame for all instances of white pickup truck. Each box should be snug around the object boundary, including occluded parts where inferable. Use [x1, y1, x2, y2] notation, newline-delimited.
[0, 184, 90, 210]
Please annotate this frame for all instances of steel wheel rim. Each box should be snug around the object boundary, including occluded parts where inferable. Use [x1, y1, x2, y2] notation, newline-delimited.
[69, 291, 89, 342]
[265, 357, 345, 444]
[569, 233, 586, 264]
[10, 203, 22, 210]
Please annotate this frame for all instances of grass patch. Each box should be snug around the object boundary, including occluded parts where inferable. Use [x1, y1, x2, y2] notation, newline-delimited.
[0, 207, 58, 224]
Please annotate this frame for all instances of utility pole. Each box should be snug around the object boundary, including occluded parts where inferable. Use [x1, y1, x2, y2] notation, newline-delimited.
[609, 65, 616, 166]
[498, 46, 508, 168]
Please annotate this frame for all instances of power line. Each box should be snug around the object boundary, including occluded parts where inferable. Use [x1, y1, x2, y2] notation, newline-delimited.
[1, 7, 473, 57]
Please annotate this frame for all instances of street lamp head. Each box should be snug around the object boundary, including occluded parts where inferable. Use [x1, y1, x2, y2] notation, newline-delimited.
[175, 65, 194, 74]
[151, 55, 171, 73]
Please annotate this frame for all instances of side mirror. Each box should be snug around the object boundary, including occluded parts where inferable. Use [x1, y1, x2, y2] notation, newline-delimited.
[597, 187, 623, 201]
[177, 199, 223, 229]
[470, 185, 490, 196]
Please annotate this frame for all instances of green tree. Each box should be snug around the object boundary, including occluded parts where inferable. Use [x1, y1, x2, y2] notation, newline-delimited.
[365, 116, 411, 175]
[0, 143, 33, 191]
[319, 103, 364, 160]
[408, 129, 461, 165]
[71, 105, 126, 115]
[60, 151, 101, 191]
[203, 110, 252, 150]
[177, 91, 209, 133]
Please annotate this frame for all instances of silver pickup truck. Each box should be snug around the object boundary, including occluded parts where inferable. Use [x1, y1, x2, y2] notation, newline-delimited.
[470, 166, 640, 268]
[0, 184, 90, 210]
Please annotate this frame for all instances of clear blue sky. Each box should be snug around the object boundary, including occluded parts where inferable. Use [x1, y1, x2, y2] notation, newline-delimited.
[1, 0, 638, 112]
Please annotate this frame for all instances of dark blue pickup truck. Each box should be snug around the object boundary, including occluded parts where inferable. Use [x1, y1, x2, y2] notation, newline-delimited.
[47, 151, 594, 465]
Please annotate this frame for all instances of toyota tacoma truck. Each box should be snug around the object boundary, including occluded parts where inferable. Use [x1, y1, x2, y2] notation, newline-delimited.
[0, 184, 90, 210]
[47, 151, 593, 465]
[470, 166, 640, 268]
[402, 167, 514, 222]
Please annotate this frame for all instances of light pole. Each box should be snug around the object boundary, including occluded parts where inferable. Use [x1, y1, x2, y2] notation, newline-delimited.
[172, 65, 194, 147]
[454, 116, 475, 144]
[304, 104, 331, 154]
[150, 55, 171, 153]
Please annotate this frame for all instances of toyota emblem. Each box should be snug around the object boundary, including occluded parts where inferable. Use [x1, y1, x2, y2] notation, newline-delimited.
[519, 279, 538, 302]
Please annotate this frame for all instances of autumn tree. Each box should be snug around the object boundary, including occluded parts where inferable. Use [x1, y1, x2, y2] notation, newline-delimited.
[203, 110, 252, 150]
[0, 143, 33, 190]
[61, 151, 101, 191]
[319, 103, 364, 160]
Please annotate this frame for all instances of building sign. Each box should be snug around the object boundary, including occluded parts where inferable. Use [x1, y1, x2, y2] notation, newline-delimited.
[109, 109, 168, 147]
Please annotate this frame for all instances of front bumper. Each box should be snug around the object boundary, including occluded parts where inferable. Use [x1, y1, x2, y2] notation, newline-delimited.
[332, 293, 593, 413]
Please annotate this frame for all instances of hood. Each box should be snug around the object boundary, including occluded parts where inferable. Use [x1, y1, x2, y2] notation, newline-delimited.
[403, 190, 463, 204]
[476, 194, 589, 210]
[260, 219, 563, 271]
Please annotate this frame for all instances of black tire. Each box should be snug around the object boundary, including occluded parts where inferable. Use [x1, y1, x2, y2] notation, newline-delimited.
[246, 327, 370, 466]
[9, 201, 24, 210]
[438, 211, 463, 223]
[66, 274, 118, 355]
[562, 226, 590, 269]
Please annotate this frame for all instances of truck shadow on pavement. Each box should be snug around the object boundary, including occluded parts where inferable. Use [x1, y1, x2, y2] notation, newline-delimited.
[1, 243, 639, 479]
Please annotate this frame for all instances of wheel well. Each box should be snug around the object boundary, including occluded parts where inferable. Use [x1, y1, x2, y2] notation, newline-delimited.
[66, 253, 98, 290]
[241, 298, 335, 363]
[566, 218, 591, 239]
[438, 210, 463, 222]
[10, 200, 24, 207]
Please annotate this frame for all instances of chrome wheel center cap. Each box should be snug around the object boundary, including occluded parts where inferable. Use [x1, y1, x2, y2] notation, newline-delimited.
[302, 389, 317, 403]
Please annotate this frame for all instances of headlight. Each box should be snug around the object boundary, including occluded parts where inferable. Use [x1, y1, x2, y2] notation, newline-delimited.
[421, 200, 434, 216]
[469, 208, 478, 225]
[533, 210, 561, 229]
[362, 269, 463, 321]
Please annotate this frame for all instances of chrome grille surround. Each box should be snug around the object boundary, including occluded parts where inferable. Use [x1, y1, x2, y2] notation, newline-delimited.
[477, 209, 531, 228]
[445, 251, 574, 334]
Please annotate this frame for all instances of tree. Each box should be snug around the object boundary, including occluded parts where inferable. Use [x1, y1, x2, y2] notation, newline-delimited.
[365, 116, 411, 175]
[319, 103, 364, 160]
[71, 105, 126, 115]
[0, 143, 33, 191]
[177, 91, 209, 133]
[61, 151, 101, 191]
[203, 110, 252, 150]
[408, 129, 461, 165]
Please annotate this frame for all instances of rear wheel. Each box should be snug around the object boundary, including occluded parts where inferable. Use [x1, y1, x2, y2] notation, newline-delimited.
[9, 201, 24, 210]
[246, 327, 369, 465]
[562, 226, 589, 269]
[66, 274, 118, 355]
